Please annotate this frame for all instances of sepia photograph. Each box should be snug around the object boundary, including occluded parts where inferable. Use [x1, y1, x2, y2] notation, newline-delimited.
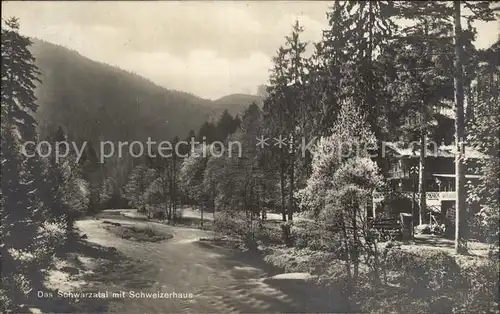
[1, 1, 499, 313]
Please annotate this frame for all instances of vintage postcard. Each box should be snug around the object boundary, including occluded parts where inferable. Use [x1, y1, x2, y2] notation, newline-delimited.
[1, 1, 499, 313]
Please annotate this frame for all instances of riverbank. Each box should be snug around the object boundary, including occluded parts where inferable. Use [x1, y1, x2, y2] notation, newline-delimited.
[30, 213, 343, 313]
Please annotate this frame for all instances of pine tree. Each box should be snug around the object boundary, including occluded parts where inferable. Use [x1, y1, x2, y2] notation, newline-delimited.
[388, 2, 455, 224]
[390, 0, 495, 252]
[263, 46, 289, 221]
[80, 140, 103, 212]
[171, 136, 180, 221]
[45, 127, 90, 229]
[215, 109, 238, 142]
[1, 18, 40, 139]
[308, 1, 351, 136]
[325, 1, 398, 139]
[179, 146, 211, 227]
[197, 121, 217, 143]
[204, 102, 266, 224]
[124, 164, 150, 212]
[467, 40, 500, 244]
[284, 20, 308, 221]
[307, 1, 400, 182]
[1, 17, 62, 310]
[263, 20, 308, 221]
[452, 0, 496, 254]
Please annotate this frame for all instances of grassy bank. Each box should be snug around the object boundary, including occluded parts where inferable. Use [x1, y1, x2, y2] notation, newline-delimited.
[209, 212, 499, 314]
[101, 222, 173, 242]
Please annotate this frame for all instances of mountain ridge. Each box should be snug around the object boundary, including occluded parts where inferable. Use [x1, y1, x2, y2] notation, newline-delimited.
[29, 38, 261, 144]
[213, 93, 264, 116]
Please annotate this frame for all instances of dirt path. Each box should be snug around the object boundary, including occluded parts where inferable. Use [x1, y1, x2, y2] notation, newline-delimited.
[56, 216, 335, 313]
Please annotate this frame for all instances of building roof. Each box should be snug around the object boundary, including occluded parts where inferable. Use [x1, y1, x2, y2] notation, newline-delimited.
[432, 174, 482, 179]
[382, 142, 488, 159]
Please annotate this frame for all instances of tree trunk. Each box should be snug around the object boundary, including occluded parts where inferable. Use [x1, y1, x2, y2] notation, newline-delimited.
[454, 1, 467, 254]
[164, 198, 169, 222]
[340, 212, 353, 310]
[163, 177, 170, 222]
[418, 126, 427, 225]
[352, 205, 359, 282]
[200, 203, 204, 229]
[418, 20, 430, 226]
[412, 169, 417, 229]
[372, 236, 382, 284]
[280, 147, 287, 221]
[172, 158, 177, 223]
[250, 210, 255, 243]
[66, 214, 74, 232]
[288, 144, 294, 221]
[244, 186, 249, 220]
[212, 183, 216, 219]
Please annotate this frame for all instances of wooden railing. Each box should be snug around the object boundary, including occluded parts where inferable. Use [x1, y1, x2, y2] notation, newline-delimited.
[373, 191, 456, 202]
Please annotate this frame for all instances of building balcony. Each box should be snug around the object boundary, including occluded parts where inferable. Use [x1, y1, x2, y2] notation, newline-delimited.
[373, 191, 456, 202]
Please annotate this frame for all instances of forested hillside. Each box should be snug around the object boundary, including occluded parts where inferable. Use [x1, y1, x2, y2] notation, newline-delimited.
[213, 93, 264, 116]
[30, 38, 263, 143]
[30, 39, 215, 144]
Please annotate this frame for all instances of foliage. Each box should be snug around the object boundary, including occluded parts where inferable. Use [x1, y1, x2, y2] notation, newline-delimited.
[262, 20, 310, 221]
[256, 223, 283, 245]
[280, 221, 293, 247]
[102, 224, 172, 242]
[290, 221, 323, 250]
[298, 100, 377, 215]
[179, 145, 210, 203]
[213, 211, 246, 238]
[467, 44, 500, 243]
[326, 1, 398, 139]
[99, 177, 115, 208]
[30, 38, 255, 192]
[124, 164, 155, 212]
[376, 247, 499, 313]
[202, 103, 268, 220]
[457, 255, 500, 313]
[386, 7, 455, 144]
[1, 17, 69, 311]
[145, 146, 182, 222]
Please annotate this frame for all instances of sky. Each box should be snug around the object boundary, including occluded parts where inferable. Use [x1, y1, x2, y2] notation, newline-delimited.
[2, 1, 499, 100]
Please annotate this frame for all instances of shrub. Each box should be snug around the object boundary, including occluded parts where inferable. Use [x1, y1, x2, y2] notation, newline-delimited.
[243, 230, 258, 251]
[457, 255, 500, 313]
[291, 221, 323, 250]
[371, 249, 499, 313]
[280, 221, 293, 247]
[173, 207, 184, 220]
[255, 224, 282, 245]
[214, 211, 244, 236]
[264, 247, 340, 274]
[472, 205, 500, 244]
[384, 249, 464, 295]
[103, 224, 172, 242]
[0, 288, 12, 313]
[152, 211, 166, 220]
